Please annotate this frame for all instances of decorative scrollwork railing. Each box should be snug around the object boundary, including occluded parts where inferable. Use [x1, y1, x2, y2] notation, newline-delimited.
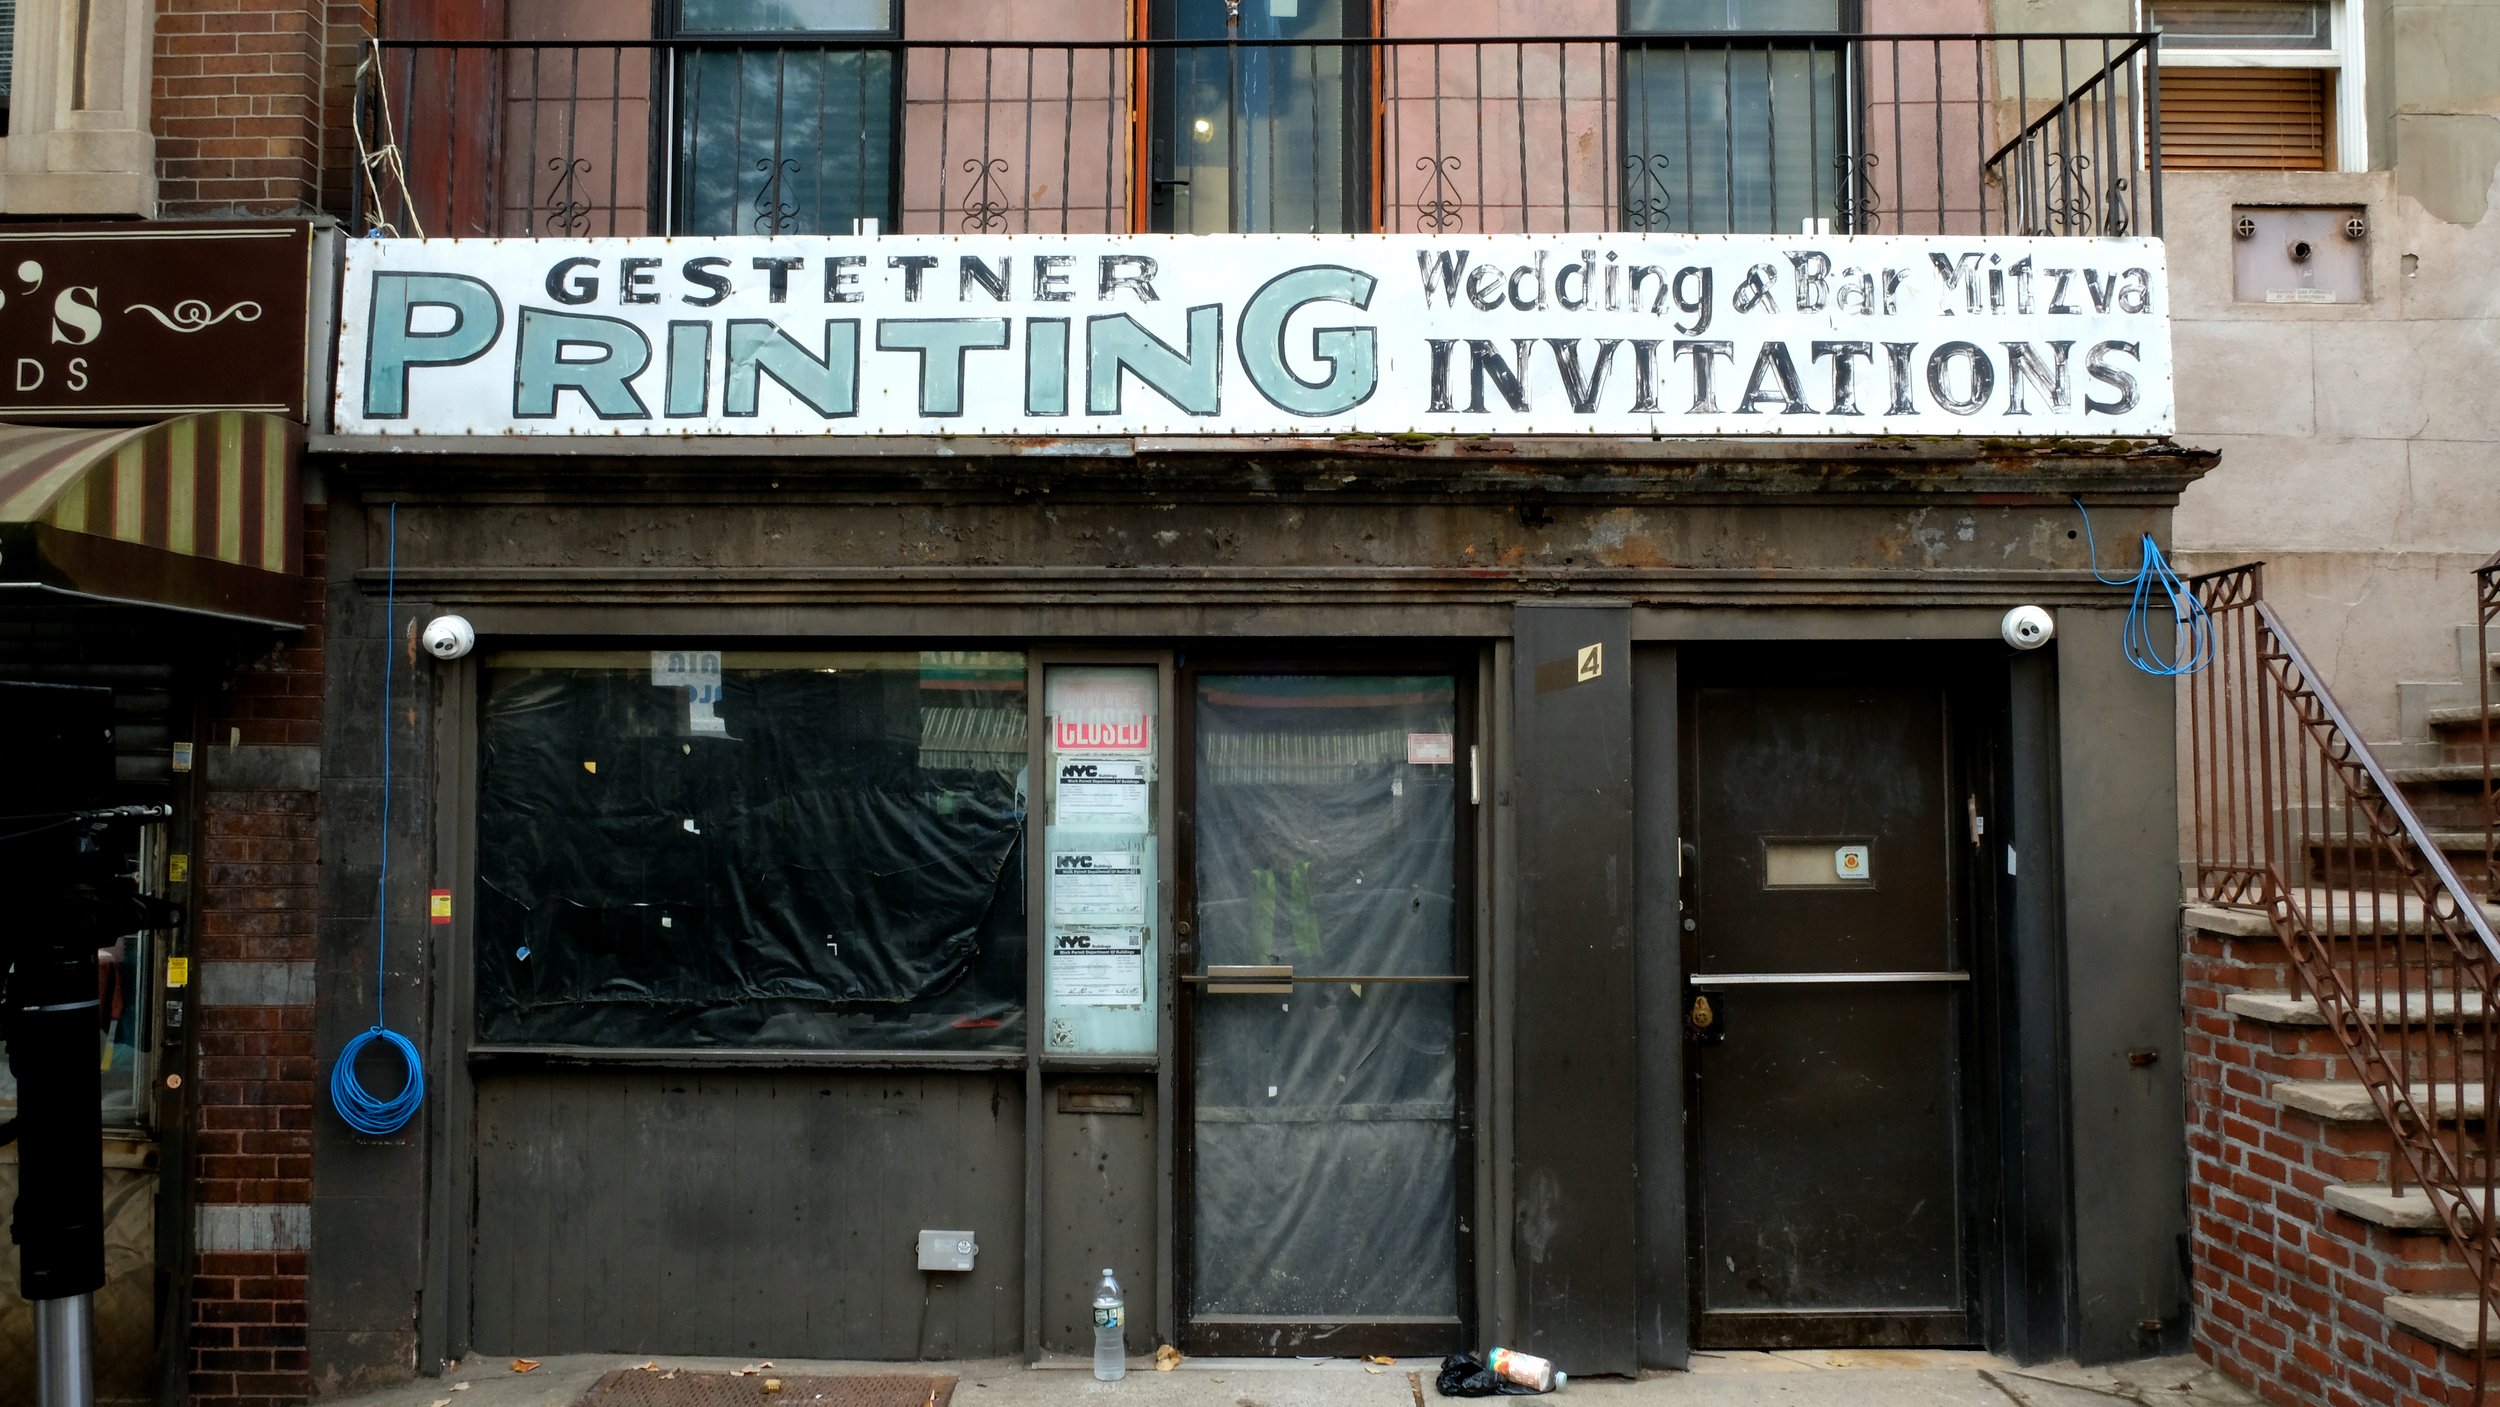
[355, 32, 2159, 240]
[2189, 562, 2500, 1390]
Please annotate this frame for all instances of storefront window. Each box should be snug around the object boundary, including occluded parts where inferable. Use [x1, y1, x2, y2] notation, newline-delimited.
[0, 821, 165, 1129]
[474, 649, 1028, 1050]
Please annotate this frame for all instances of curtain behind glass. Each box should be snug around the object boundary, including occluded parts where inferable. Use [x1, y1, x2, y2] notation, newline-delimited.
[1620, 0, 1846, 234]
[1161, 0, 1357, 233]
[1190, 675, 1461, 1320]
[677, 47, 896, 235]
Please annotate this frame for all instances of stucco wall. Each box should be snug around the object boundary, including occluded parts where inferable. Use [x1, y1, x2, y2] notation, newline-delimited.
[2166, 166, 2500, 746]
[2163, 0, 2500, 749]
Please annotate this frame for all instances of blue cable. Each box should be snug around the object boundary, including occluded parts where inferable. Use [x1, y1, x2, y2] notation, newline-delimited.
[2072, 497, 2213, 677]
[331, 501, 425, 1136]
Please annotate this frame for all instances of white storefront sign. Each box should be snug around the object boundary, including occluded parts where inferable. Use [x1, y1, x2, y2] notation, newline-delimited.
[335, 233, 2173, 438]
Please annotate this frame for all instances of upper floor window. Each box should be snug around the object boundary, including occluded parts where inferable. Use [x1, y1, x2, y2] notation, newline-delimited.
[1148, 0, 1368, 233]
[672, 0, 901, 235]
[2153, 2, 2357, 171]
[1620, 0, 1852, 233]
[1, 0, 15, 137]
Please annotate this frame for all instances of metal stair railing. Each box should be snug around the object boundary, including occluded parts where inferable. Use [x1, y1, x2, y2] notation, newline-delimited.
[2478, 549, 2498, 899]
[2188, 561, 2500, 1383]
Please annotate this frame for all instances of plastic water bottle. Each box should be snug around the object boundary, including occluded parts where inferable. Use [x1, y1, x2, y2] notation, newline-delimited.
[1488, 1347, 1565, 1392]
[1092, 1267, 1126, 1381]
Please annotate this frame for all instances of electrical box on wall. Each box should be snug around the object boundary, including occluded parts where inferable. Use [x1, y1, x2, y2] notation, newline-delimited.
[2233, 206, 2366, 304]
[917, 1229, 978, 1272]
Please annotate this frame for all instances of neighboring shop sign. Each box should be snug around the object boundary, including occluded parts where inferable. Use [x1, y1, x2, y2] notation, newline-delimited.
[335, 233, 2174, 439]
[0, 224, 313, 421]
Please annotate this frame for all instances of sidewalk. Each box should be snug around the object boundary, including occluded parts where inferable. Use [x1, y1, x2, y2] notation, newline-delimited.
[320, 1350, 2258, 1407]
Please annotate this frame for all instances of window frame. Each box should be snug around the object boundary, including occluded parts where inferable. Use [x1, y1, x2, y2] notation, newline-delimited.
[1613, 0, 1865, 235]
[656, 0, 908, 236]
[2148, 0, 2366, 173]
[465, 643, 1036, 1057]
[1143, 0, 1378, 235]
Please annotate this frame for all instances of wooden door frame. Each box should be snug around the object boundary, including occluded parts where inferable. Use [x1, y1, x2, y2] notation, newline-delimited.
[1171, 651, 1479, 1357]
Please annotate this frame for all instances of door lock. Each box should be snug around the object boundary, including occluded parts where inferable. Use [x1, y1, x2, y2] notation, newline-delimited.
[1687, 992, 1726, 1045]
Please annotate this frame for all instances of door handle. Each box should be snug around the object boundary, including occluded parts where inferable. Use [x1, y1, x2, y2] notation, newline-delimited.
[1687, 971, 1971, 986]
[1206, 964, 1292, 994]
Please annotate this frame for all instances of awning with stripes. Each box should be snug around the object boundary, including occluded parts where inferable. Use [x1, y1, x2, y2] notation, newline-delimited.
[0, 412, 305, 627]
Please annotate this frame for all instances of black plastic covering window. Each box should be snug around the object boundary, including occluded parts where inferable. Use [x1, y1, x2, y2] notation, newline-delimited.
[474, 653, 1027, 1050]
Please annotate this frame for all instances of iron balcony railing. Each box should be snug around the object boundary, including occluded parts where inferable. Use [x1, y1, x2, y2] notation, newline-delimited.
[2187, 562, 2500, 1390]
[354, 32, 2159, 242]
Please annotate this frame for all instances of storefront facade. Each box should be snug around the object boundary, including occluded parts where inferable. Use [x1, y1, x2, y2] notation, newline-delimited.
[0, 221, 320, 1407]
[306, 228, 2206, 1384]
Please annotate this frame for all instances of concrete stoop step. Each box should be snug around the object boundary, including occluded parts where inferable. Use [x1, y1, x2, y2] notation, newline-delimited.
[2273, 1080, 2489, 1123]
[2226, 989, 2492, 1026]
[2186, 893, 2500, 939]
[2384, 1295, 2500, 1355]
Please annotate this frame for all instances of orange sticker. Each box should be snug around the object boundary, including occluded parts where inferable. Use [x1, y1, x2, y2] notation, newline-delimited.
[429, 890, 453, 925]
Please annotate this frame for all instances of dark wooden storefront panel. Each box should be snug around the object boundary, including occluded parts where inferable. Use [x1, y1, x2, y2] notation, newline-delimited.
[1509, 604, 1637, 1376]
[471, 1069, 1024, 1358]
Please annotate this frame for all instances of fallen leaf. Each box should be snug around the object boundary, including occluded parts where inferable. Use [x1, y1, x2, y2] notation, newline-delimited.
[662, 1371, 679, 1380]
[428, 1399, 452, 1407]
[512, 1360, 541, 1374]
[763, 1379, 784, 1394]
[1366, 1355, 1396, 1366]
[1155, 1344, 1184, 1372]
[451, 1386, 471, 1394]
[1364, 1366, 1384, 1375]
[638, 1362, 660, 1372]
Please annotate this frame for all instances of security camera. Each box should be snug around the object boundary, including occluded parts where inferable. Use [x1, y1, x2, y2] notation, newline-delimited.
[2001, 605, 2055, 651]
[422, 615, 476, 660]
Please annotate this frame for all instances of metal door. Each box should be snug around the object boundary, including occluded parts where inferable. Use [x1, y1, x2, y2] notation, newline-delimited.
[1682, 677, 1975, 1348]
[1177, 669, 1468, 1356]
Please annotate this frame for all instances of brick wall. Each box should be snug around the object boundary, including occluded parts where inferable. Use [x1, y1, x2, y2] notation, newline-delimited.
[322, 1, 381, 224]
[155, 0, 375, 218]
[2183, 917, 2485, 1407]
[187, 505, 326, 1407]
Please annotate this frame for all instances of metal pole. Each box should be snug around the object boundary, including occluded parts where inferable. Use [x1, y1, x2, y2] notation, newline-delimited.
[35, 1294, 95, 1407]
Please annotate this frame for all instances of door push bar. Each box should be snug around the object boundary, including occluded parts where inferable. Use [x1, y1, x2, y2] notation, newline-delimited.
[1203, 965, 1294, 994]
[1190, 966, 1472, 994]
[1687, 971, 1973, 986]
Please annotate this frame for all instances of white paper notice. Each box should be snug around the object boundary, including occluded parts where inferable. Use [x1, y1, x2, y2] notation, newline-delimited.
[1055, 758, 1149, 828]
[1050, 850, 1147, 925]
[1050, 928, 1146, 1005]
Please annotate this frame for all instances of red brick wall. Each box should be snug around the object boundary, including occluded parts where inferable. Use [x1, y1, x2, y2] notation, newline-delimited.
[208, 506, 328, 751]
[323, 1, 382, 222]
[155, 0, 375, 218]
[187, 505, 326, 1407]
[189, 1247, 312, 1406]
[2184, 921, 2484, 1407]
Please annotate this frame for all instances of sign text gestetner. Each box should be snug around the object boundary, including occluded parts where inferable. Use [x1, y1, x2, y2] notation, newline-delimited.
[335, 234, 2172, 438]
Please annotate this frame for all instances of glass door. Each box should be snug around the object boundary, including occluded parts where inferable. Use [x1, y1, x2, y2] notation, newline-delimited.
[1148, 0, 1370, 232]
[1178, 670, 1468, 1355]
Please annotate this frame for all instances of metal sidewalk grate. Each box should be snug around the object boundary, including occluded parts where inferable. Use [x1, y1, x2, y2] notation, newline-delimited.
[576, 1371, 956, 1407]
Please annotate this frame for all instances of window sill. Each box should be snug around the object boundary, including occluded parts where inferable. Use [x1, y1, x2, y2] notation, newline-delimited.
[0, 131, 157, 217]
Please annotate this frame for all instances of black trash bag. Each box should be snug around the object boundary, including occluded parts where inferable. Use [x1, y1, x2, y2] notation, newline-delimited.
[1435, 1353, 1541, 1397]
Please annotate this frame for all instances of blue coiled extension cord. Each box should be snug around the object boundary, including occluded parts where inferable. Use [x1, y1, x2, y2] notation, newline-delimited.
[2072, 496, 2213, 677]
[330, 502, 425, 1136]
